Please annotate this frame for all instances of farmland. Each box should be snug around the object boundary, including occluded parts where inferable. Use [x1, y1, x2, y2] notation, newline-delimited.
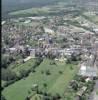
[2, 59, 78, 100]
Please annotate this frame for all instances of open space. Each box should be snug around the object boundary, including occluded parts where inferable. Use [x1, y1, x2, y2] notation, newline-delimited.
[2, 59, 78, 100]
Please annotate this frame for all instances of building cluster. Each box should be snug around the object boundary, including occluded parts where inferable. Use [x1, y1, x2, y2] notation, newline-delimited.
[2, 14, 98, 77]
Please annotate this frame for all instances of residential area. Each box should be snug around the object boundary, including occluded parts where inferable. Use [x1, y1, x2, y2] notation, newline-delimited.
[1, 0, 98, 100]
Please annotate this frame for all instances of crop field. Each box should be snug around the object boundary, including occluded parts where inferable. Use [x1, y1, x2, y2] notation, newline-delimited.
[2, 59, 78, 100]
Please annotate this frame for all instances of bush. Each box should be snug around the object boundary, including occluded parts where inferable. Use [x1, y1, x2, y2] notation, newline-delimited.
[25, 96, 30, 100]
[2, 55, 16, 68]
[1, 68, 17, 81]
[3, 80, 16, 87]
[2, 55, 10, 68]
[1, 86, 4, 91]
[1, 95, 6, 100]
[31, 69, 36, 73]
[59, 71, 63, 74]
[52, 93, 61, 100]
[19, 69, 29, 78]
[50, 61, 56, 65]
[45, 70, 51, 75]
[66, 59, 71, 64]
[55, 93, 61, 99]
[41, 70, 44, 74]
[70, 66, 73, 70]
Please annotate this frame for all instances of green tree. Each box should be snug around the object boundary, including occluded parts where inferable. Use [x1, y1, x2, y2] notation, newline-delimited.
[1, 94, 6, 100]
[19, 69, 29, 78]
[1, 68, 17, 81]
[2, 55, 10, 68]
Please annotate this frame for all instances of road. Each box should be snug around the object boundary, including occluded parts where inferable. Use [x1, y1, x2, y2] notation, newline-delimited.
[89, 80, 98, 100]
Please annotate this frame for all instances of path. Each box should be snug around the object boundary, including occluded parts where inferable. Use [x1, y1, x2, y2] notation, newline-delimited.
[89, 80, 98, 100]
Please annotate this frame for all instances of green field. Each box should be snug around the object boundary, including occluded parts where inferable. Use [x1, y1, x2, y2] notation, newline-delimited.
[10, 58, 35, 75]
[97, 90, 98, 95]
[2, 80, 6, 87]
[82, 13, 98, 25]
[9, 7, 50, 16]
[2, 59, 78, 100]
[8, 4, 65, 17]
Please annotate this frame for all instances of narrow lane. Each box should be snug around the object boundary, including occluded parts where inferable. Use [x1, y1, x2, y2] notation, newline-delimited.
[89, 80, 98, 100]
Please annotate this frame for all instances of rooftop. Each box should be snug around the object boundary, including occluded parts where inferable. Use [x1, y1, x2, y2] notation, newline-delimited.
[78, 65, 98, 77]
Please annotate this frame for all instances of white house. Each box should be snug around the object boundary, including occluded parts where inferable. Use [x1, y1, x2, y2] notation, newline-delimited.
[78, 64, 98, 77]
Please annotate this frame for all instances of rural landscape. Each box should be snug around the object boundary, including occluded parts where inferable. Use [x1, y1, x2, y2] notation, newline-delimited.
[1, 0, 98, 100]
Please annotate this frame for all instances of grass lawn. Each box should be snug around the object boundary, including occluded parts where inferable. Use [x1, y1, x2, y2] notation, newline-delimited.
[11, 58, 35, 75]
[9, 7, 50, 16]
[1, 80, 7, 87]
[2, 59, 78, 100]
[96, 90, 98, 95]
[82, 13, 98, 25]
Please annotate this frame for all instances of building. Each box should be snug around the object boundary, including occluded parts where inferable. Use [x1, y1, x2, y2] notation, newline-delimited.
[78, 64, 98, 78]
[29, 49, 36, 58]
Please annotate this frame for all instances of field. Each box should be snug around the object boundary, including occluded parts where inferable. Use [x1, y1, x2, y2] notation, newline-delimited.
[82, 12, 98, 25]
[2, 59, 78, 100]
[8, 3, 69, 17]
[9, 7, 53, 16]
[97, 90, 98, 95]
[10, 58, 35, 75]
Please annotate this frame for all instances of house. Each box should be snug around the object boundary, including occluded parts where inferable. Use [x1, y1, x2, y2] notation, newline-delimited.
[76, 86, 87, 97]
[29, 49, 36, 58]
[85, 78, 92, 82]
[24, 20, 31, 24]
[9, 47, 17, 53]
[2, 21, 6, 25]
[44, 27, 54, 34]
[28, 16, 46, 20]
[78, 64, 98, 78]
[23, 56, 32, 62]
[14, 45, 25, 52]
[93, 28, 98, 33]
[64, 48, 75, 56]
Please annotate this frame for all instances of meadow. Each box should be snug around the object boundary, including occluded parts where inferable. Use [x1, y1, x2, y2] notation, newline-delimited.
[2, 59, 78, 100]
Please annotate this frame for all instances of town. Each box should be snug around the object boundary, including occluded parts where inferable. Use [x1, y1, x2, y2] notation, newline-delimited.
[1, 1, 98, 100]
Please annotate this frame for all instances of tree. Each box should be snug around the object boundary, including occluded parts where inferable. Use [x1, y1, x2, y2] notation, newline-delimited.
[43, 83, 47, 91]
[50, 61, 56, 65]
[59, 71, 63, 74]
[9, 55, 15, 62]
[2, 54, 16, 68]
[1, 47, 6, 54]
[1, 95, 6, 100]
[66, 58, 71, 64]
[70, 81, 78, 91]
[70, 65, 73, 70]
[1, 68, 17, 81]
[71, 53, 77, 61]
[55, 93, 61, 99]
[25, 96, 30, 100]
[52, 93, 61, 100]
[45, 70, 51, 75]
[19, 69, 29, 78]
[24, 47, 30, 57]
[2, 55, 10, 68]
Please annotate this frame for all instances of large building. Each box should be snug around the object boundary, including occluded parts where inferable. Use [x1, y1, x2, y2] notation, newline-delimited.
[78, 64, 98, 78]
